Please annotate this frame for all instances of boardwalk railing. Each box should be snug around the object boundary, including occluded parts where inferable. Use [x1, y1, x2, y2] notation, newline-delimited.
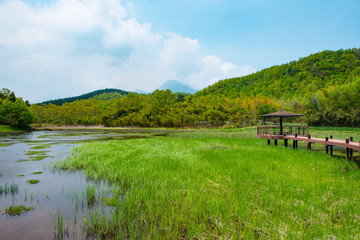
[257, 126, 359, 161]
[257, 125, 309, 137]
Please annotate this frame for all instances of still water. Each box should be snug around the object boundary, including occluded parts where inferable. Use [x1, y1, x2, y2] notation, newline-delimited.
[0, 129, 160, 240]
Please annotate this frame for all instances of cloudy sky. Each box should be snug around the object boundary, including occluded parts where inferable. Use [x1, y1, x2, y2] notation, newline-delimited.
[0, 0, 359, 102]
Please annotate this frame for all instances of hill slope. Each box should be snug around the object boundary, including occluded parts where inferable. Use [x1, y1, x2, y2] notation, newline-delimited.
[38, 88, 130, 106]
[196, 48, 360, 99]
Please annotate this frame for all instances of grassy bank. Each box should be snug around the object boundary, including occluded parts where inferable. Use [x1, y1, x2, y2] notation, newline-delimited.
[0, 125, 23, 133]
[57, 129, 360, 239]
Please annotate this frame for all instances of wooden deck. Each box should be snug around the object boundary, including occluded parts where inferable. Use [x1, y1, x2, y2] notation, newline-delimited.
[257, 126, 360, 160]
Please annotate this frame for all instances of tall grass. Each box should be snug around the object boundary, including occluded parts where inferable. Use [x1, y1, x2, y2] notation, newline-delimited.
[86, 185, 96, 207]
[57, 130, 360, 239]
[0, 183, 19, 196]
[52, 211, 71, 239]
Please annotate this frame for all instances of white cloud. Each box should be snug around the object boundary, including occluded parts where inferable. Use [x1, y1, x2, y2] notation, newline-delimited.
[186, 55, 256, 89]
[103, 19, 161, 48]
[159, 33, 199, 63]
[0, 0, 256, 102]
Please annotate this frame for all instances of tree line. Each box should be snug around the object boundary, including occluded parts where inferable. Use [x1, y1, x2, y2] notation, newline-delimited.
[0, 88, 34, 129]
[30, 91, 279, 128]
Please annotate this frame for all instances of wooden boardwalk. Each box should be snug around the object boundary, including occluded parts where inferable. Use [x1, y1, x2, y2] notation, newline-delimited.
[257, 126, 360, 161]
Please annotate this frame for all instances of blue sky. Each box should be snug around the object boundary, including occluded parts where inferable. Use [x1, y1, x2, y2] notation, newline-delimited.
[0, 0, 359, 102]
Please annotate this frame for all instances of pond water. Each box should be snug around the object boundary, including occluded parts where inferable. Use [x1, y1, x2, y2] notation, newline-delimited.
[0, 129, 163, 240]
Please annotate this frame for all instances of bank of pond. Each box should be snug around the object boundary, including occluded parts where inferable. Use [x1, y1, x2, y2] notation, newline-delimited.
[0, 127, 360, 239]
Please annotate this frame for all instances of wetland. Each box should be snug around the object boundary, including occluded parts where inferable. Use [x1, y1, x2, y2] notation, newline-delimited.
[1, 127, 360, 239]
[0, 129, 167, 240]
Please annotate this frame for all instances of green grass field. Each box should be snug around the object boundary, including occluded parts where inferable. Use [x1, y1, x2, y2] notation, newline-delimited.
[57, 128, 360, 239]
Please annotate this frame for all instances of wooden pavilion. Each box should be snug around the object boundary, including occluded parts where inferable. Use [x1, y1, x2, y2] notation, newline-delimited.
[256, 108, 359, 161]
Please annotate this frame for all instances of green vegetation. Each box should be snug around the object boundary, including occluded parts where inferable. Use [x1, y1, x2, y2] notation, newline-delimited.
[16, 159, 30, 162]
[4, 205, 35, 216]
[38, 88, 130, 106]
[31, 49, 360, 127]
[32, 171, 43, 175]
[53, 211, 66, 239]
[27, 179, 40, 184]
[86, 185, 96, 207]
[57, 129, 360, 239]
[30, 155, 50, 161]
[25, 150, 49, 155]
[0, 183, 19, 196]
[30, 145, 51, 150]
[0, 88, 34, 130]
[0, 142, 14, 147]
[196, 48, 360, 126]
[0, 125, 23, 133]
[101, 197, 121, 207]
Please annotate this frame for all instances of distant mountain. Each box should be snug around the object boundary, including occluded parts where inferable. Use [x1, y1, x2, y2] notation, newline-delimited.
[157, 80, 196, 94]
[38, 88, 130, 106]
[134, 89, 150, 94]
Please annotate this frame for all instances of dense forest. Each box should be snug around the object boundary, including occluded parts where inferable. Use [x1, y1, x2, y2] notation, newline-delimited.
[28, 48, 360, 127]
[0, 88, 34, 129]
[38, 88, 130, 106]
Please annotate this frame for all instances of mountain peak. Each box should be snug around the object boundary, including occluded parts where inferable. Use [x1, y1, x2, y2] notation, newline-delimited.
[157, 80, 196, 94]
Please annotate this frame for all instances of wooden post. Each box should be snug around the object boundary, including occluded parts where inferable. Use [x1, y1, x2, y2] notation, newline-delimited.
[274, 140, 278, 146]
[330, 135, 333, 156]
[293, 133, 298, 149]
[346, 139, 350, 161]
[306, 126, 309, 137]
[284, 139, 288, 147]
[350, 137, 353, 161]
[325, 137, 329, 154]
[307, 135, 311, 150]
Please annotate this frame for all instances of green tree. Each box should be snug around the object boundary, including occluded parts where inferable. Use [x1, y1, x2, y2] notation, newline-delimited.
[0, 99, 34, 129]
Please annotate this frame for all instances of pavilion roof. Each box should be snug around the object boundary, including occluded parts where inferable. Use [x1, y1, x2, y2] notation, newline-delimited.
[261, 108, 304, 118]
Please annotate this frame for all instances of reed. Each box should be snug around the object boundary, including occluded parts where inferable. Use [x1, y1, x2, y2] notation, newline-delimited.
[86, 185, 96, 207]
[53, 211, 64, 239]
[0, 182, 19, 196]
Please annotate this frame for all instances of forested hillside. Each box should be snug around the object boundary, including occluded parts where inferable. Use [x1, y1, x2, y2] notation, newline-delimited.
[38, 88, 130, 106]
[30, 48, 360, 127]
[197, 48, 360, 99]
